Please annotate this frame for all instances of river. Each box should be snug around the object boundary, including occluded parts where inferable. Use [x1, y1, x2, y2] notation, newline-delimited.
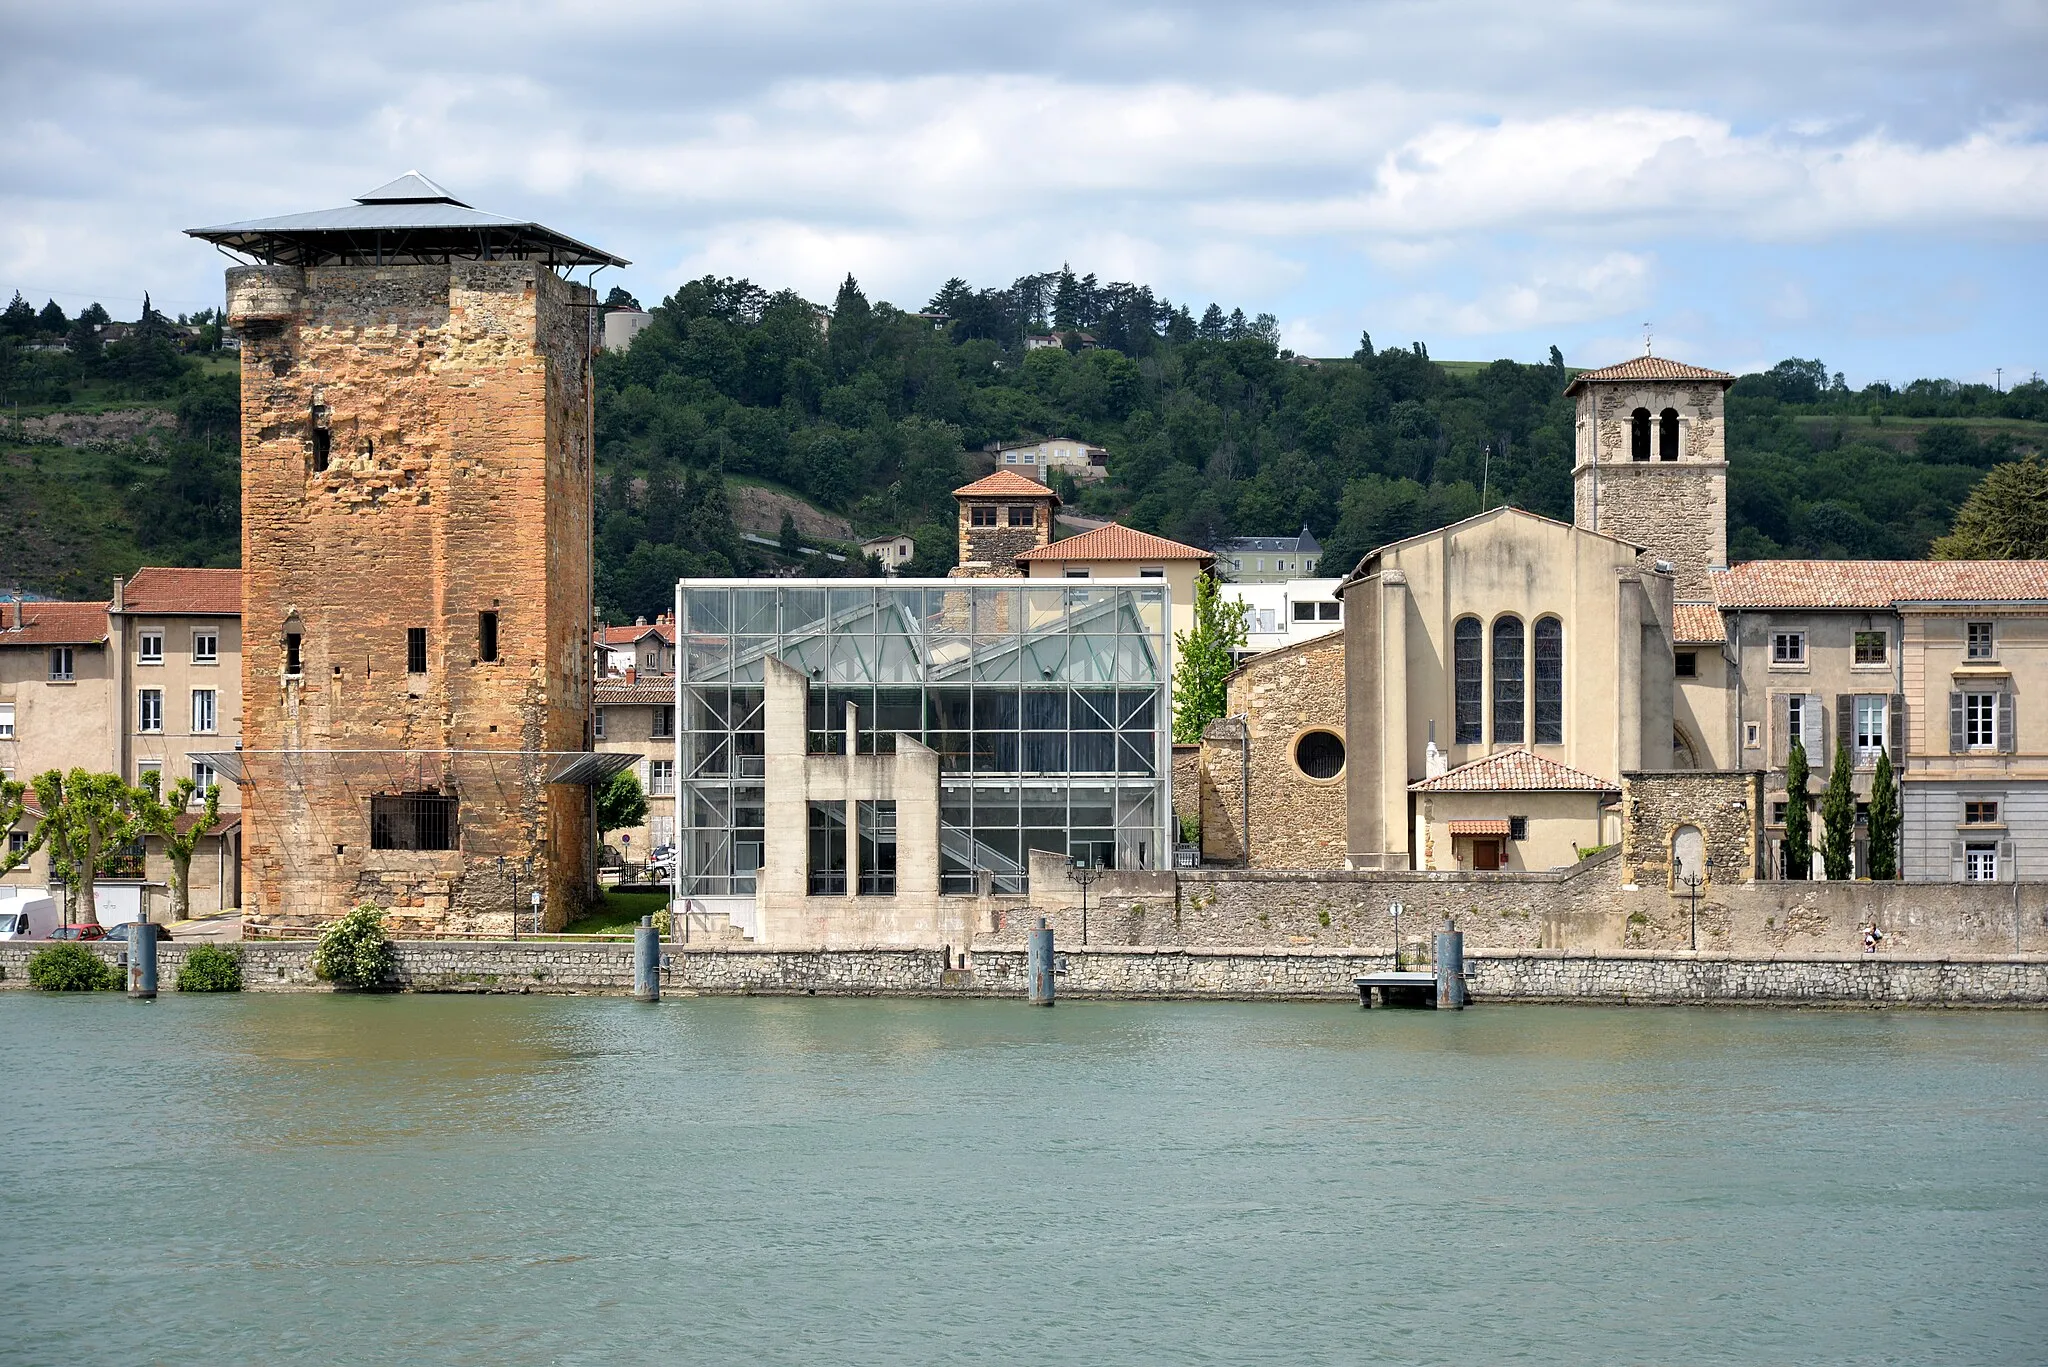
[3, 994, 2044, 1364]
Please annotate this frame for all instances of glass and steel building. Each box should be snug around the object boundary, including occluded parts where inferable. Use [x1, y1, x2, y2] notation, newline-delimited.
[675, 579, 1172, 897]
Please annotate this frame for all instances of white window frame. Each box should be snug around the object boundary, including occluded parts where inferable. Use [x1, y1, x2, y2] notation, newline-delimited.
[191, 688, 217, 735]
[1771, 631, 1806, 666]
[49, 647, 73, 681]
[648, 758, 675, 797]
[138, 759, 163, 790]
[139, 687, 164, 734]
[1966, 620, 1995, 660]
[0, 703, 12, 739]
[1854, 695, 1888, 764]
[1746, 721, 1761, 748]
[193, 631, 218, 665]
[138, 630, 164, 665]
[190, 761, 218, 803]
[593, 708, 606, 739]
[1965, 692, 1998, 750]
[1964, 842, 1998, 882]
[1786, 694, 1806, 749]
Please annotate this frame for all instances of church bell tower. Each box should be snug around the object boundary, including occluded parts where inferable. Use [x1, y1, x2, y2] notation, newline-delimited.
[1568, 354, 1735, 596]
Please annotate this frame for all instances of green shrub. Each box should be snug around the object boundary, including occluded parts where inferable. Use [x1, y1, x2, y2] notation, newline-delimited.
[313, 903, 395, 989]
[176, 943, 243, 992]
[28, 942, 120, 991]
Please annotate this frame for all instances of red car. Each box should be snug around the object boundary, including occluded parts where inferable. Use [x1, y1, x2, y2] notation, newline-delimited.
[48, 924, 108, 941]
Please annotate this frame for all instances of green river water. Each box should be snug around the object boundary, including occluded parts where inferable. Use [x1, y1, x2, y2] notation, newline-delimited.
[3, 994, 2044, 1365]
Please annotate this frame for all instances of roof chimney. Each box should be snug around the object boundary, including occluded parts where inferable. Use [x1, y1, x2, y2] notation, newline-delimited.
[110, 574, 126, 613]
[625, 665, 636, 685]
[636, 615, 647, 627]
[8, 594, 19, 631]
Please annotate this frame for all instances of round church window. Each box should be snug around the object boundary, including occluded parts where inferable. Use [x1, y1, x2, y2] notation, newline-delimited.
[1294, 730, 1345, 780]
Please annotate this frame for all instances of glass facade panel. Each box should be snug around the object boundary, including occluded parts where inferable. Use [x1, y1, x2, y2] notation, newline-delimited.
[677, 578, 1172, 895]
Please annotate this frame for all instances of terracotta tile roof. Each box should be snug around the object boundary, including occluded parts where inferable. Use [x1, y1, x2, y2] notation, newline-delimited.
[1447, 818, 1512, 836]
[1711, 560, 2048, 610]
[954, 470, 1062, 501]
[1, 600, 110, 647]
[120, 567, 242, 615]
[594, 679, 676, 705]
[1410, 747, 1618, 793]
[1673, 602, 1726, 643]
[1564, 355, 1736, 394]
[602, 622, 675, 646]
[1014, 523, 1214, 564]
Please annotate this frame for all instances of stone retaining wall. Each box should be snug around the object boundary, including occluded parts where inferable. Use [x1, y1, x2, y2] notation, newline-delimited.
[1, 940, 2041, 1006]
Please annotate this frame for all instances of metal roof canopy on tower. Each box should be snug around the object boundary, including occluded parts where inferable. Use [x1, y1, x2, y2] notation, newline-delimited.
[184, 171, 628, 269]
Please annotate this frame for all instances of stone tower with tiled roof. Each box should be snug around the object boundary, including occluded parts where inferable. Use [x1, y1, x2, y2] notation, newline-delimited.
[952, 470, 1059, 576]
[1566, 353, 1735, 595]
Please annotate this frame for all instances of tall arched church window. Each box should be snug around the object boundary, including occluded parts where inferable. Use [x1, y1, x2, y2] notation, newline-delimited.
[1631, 408, 1651, 461]
[1453, 616, 1483, 744]
[1533, 616, 1563, 744]
[1492, 615, 1525, 744]
[1659, 408, 1680, 460]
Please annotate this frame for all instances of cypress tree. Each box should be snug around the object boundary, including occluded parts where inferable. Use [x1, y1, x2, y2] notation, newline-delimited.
[1820, 742, 1856, 880]
[1867, 750, 1900, 880]
[1783, 739, 1812, 880]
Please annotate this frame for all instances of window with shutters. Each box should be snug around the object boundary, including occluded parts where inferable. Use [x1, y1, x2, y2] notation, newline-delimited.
[1965, 692, 1997, 749]
[1453, 617, 1483, 744]
[1492, 616, 1525, 743]
[1786, 694, 1807, 756]
[1853, 696, 1886, 766]
[1964, 843, 1998, 881]
[1533, 616, 1563, 744]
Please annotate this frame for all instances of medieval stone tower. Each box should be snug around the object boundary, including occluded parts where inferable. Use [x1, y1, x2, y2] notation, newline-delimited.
[190, 174, 628, 934]
[1568, 355, 1736, 596]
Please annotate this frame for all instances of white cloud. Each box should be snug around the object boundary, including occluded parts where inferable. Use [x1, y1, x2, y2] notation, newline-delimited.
[1392, 253, 1655, 336]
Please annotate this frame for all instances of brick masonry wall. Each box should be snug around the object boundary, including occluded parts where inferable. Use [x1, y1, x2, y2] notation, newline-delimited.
[1621, 770, 1763, 886]
[230, 260, 594, 937]
[4, 941, 2040, 1005]
[1197, 634, 1348, 868]
[955, 498, 1050, 568]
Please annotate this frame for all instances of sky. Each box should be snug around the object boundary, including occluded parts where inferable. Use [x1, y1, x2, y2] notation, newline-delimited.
[3, 0, 2044, 387]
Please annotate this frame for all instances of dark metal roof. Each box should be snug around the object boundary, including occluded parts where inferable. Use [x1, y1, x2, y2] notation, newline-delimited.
[185, 172, 628, 269]
[1221, 525, 1321, 555]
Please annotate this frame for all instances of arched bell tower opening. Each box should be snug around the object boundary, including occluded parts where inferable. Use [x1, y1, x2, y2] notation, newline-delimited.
[1569, 355, 1735, 596]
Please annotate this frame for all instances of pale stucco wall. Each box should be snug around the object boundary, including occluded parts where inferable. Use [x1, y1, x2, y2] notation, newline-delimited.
[1415, 790, 1612, 873]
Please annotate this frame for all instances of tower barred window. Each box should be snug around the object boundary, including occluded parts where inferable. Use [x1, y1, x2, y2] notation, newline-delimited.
[1453, 616, 1483, 744]
[1492, 616, 1525, 743]
[1533, 616, 1563, 744]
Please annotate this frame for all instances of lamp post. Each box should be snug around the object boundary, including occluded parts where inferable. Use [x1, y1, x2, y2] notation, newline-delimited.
[1679, 855, 1710, 950]
[1390, 899, 1404, 970]
[1068, 857, 1102, 947]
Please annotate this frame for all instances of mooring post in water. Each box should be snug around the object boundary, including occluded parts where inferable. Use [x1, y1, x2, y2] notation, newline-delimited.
[633, 915, 660, 1002]
[1027, 916, 1055, 1006]
[128, 916, 157, 1000]
[1434, 919, 1465, 1010]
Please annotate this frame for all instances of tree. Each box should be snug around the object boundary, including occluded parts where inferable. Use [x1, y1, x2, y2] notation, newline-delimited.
[1931, 454, 2048, 559]
[1867, 750, 1900, 880]
[603, 286, 641, 311]
[29, 769, 142, 924]
[596, 769, 648, 838]
[133, 770, 222, 924]
[1782, 740, 1812, 880]
[778, 511, 802, 557]
[1820, 741, 1856, 880]
[1171, 574, 1249, 743]
[0, 777, 42, 878]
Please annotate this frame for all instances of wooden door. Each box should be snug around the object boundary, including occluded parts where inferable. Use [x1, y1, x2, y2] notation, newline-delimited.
[1473, 840, 1503, 871]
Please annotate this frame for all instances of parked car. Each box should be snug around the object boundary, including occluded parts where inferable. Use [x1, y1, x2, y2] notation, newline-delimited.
[103, 922, 173, 943]
[48, 924, 109, 941]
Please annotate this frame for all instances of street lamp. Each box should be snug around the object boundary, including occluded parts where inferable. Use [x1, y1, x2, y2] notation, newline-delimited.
[1679, 855, 1711, 950]
[1068, 856, 1102, 947]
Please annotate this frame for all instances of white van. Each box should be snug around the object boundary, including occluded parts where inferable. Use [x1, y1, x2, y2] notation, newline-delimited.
[0, 888, 60, 940]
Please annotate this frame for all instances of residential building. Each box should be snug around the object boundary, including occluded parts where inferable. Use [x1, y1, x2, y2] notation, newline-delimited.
[1024, 331, 1096, 351]
[189, 172, 629, 934]
[602, 616, 676, 676]
[861, 534, 917, 572]
[594, 674, 678, 865]
[2, 572, 243, 912]
[1221, 578, 1344, 659]
[986, 437, 1109, 483]
[1014, 524, 1213, 648]
[1218, 527, 1321, 583]
[1711, 560, 2048, 882]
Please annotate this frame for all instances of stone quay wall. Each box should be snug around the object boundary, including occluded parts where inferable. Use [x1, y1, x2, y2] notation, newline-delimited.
[983, 851, 2048, 960]
[1, 940, 2041, 1006]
